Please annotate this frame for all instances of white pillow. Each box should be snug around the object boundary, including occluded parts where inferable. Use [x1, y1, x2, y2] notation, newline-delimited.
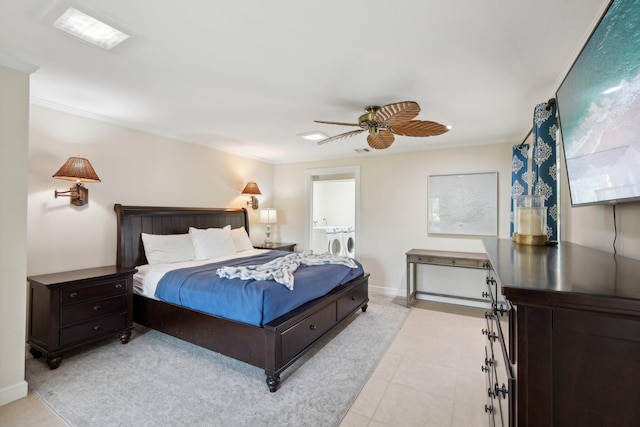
[189, 225, 236, 260]
[141, 233, 195, 265]
[231, 227, 253, 252]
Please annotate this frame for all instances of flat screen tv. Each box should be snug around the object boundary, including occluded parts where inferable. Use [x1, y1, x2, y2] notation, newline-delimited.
[556, 0, 640, 206]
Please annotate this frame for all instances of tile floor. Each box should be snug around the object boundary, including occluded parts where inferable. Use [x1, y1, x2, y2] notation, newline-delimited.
[0, 298, 489, 427]
[339, 299, 489, 427]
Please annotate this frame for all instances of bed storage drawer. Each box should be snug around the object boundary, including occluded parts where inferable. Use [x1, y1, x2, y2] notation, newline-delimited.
[337, 281, 368, 320]
[280, 302, 335, 362]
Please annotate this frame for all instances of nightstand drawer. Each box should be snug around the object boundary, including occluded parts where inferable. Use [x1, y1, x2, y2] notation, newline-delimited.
[60, 295, 128, 325]
[60, 312, 128, 347]
[60, 279, 128, 304]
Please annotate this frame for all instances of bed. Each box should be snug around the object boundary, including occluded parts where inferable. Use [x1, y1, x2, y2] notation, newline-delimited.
[114, 204, 369, 391]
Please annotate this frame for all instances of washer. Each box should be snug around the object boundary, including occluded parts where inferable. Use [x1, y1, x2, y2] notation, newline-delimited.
[343, 227, 355, 258]
[326, 226, 345, 256]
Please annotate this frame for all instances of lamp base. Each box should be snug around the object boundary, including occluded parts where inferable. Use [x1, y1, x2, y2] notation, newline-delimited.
[512, 232, 548, 246]
[264, 224, 273, 247]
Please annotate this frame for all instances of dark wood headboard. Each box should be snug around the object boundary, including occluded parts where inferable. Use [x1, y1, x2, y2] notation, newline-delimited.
[114, 204, 249, 268]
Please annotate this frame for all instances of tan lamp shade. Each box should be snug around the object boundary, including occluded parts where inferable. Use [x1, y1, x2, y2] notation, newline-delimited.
[241, 182, 261, 195]
[53, 157, 101, 182]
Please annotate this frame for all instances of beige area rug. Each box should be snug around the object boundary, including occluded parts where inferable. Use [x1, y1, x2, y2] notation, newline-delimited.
[26, 294, 410, 427]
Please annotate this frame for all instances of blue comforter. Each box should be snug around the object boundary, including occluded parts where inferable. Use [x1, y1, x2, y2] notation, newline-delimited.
[154, 251, 364, 327]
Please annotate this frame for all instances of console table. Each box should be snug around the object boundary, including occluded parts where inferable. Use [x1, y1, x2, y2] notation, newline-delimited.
[405, 249, 489, 307]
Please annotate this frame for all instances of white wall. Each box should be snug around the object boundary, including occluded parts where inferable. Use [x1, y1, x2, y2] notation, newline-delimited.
[312, 179, 355, 227]
[0, 64, 30, 405]
[274, 143, 513, 295]
[28, 105, 275, 275]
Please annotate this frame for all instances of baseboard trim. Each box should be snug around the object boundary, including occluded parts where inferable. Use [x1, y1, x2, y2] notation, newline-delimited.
[368, 284, 404, 297]
[0, 380, 28, 406]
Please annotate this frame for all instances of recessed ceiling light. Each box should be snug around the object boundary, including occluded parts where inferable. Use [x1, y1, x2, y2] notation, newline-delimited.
[297, 131, 328, 141]
[53, 8, 129, 50]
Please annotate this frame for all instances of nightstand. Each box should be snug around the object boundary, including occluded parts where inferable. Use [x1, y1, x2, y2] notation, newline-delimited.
[254, 243, 296, 252]
[27, 265, 137, 369]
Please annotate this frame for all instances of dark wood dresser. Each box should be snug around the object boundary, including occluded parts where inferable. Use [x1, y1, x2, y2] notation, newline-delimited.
[483, 239, 640, 426]
[28, 266, 137, 369]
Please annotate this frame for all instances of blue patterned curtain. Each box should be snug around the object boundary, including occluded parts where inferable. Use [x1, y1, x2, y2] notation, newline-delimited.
[510, 144, 529, 236]
[532, 102, 558, 241]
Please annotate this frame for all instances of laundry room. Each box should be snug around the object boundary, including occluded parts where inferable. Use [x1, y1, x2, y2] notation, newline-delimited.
[310, 177, 356, 257]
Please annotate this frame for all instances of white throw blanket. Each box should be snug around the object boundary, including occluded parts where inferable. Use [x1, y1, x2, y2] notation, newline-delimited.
[216, 251, 358, 290]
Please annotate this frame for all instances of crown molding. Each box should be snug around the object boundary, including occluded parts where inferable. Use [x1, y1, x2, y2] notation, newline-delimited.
[0, 52, 39, 74]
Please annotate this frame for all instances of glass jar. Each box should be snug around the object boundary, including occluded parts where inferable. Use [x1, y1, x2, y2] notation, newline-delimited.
[513, 195, 548, 245]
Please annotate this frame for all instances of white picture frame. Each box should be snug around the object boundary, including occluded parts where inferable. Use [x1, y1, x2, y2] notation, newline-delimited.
[428, 172, 498, 236]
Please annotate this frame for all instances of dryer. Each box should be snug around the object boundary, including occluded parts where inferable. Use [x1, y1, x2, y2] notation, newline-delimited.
[343, 226, 355, 258]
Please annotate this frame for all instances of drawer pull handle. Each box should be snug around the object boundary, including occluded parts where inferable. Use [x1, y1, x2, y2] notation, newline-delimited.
[93, 325, 101, 331]
[484, 404, 494, 414]
[481, 365, 490, 372]
[482, 329, 499, 342]
[495, 304, 507, 316]
[70, 292, 78, 298]
[484, 357, 494, 366]
[93, 305, 101, 311]
[482, 291, 490, 298]
[495, 383, 508, 398]
[115, 284, 123, 289]
[309, 324, 317, 331]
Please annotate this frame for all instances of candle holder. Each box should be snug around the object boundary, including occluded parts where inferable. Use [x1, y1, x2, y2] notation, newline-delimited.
[513, 195, 548, 245]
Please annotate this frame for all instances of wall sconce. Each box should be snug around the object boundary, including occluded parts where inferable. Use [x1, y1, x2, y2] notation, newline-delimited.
[241, 182, 261, 210]
[53, 157, 101, 206]
[260, 208, 278, 247]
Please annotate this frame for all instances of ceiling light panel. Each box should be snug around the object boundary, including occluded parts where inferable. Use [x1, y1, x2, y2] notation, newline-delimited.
[53, 8, 129, 50]
[297, 131, 328, 141]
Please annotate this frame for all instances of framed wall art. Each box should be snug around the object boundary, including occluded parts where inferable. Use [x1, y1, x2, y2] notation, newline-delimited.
[428, 172, 498, 236]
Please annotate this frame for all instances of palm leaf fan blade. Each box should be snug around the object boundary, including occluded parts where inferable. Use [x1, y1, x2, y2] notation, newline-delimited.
[367, 130, 394, 149]
[391, 120, 449, 137]
[317, 129, 365, 145]
[374, 101, 421, 125]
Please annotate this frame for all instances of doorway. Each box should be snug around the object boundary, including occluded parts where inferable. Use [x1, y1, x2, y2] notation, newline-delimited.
[306, 166, 359, 257]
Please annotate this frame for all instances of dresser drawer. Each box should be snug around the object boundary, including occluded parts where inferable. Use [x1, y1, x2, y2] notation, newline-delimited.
[60, 312, 128, 347]
[60, 295, 128, 325]
[337, 282, 367, 320]
[60, 278, 128, 304]
[281, 302, 336, 362]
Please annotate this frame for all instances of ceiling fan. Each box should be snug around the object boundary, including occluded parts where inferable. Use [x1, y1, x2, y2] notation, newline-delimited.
[314, 101, 449, 149]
